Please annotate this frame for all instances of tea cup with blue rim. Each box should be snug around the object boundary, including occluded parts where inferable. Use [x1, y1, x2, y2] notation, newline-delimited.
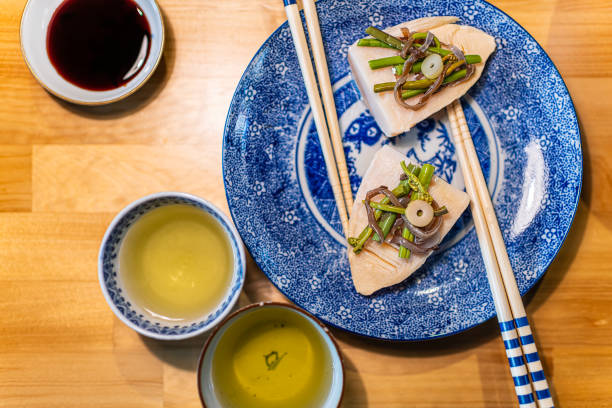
[98, 192, 246, 340]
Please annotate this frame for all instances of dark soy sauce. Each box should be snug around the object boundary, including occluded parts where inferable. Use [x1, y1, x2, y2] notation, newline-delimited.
[47, 0, 152, 91]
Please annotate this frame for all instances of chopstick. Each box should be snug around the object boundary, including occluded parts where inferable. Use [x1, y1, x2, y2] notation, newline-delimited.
[447, 100, 554, 408]
[302, 0, 353, 215]
[283, 0, 352, 236]
[451, 100, 554, 406]
[446, 104, 536, 407]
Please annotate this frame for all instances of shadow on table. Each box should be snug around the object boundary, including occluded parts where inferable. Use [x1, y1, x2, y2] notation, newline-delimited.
[137, 295, 249, 373]
[332, 316, 499, 362]
[50, 6, 176, 119]
[576, 116, 593, 208]
[139, 329, 210, 373]
[340, 353, 367, 407]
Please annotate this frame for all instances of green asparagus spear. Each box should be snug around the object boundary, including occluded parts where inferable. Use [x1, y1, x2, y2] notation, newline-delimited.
[399, 163, 435, 258]
[411, 32, 441, 49]
[357, 38, 396, 48]
[398, 227, 415, 258]
[388, 77, 436, 90]
[368, 55, 406, 70]
[401, 89, 426, 99]
[393, 63, 404, 76]
[426, 46, 451, 56]
[393, 54, 482, 76]
[367, 202, 406, 214]
[368, 54, 482, 70]
[372, 213, 396, 242]
[357, 32, 441, 49]
[375, 69, 468, 94]
[364, 27, 403, 50]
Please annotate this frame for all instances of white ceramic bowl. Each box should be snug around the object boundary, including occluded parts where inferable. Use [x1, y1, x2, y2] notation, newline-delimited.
[20, 0, 164, 105]
[197, 302, 345, 407]
[98, 192, 246, 340]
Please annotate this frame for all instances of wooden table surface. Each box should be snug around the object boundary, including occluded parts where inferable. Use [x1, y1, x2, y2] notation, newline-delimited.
[1, 0, 611, 406]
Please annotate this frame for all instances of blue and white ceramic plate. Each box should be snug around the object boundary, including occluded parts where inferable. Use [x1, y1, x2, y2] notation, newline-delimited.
[223, 0, 581, 340]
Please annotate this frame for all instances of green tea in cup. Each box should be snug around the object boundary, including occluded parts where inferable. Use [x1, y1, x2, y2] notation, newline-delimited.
[119, 204, 233, 321]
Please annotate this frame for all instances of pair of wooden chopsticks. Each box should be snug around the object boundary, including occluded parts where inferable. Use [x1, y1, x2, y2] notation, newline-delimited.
[283, 0, 353, 236]
[285, 0, 553, 404]
[447, 100, 555, 408]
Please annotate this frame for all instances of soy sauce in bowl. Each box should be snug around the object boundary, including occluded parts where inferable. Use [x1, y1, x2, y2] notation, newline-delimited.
[46, 0, 151, 91]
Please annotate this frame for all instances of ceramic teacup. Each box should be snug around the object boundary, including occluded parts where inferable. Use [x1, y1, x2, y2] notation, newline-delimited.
[197, 302, 345, 407]
[98, 192, 246, 340]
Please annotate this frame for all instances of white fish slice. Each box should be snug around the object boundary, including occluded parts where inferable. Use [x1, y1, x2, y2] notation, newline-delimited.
[348, 16, 496, 136]
[348, 146, 469, 295]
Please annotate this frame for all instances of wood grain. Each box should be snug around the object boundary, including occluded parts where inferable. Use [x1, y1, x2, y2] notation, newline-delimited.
[1, 0, 611, 407]
[0, 146, 31, 211]
[32, 145, 226, 213]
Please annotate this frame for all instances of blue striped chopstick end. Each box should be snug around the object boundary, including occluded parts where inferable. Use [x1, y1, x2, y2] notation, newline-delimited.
[525, 351, 540, 363]
[499, 320, 515, 332]
[508, 356, 524, 367]
[517, 392, 535, 405]
[515, 316, 529, 328]
[536, 389, 552, 400]
[283, 0, 297, 5]
[530, 370, 546, 382]
[513, 374, 530, 386]
[520, 334, 535, 345]
[504, 338, 520, 349]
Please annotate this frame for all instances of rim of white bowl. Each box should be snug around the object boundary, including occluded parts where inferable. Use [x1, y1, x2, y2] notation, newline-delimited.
[19, 0, 165, 106]
[97, 192, 247, 341]
[197, 302, 346, 408]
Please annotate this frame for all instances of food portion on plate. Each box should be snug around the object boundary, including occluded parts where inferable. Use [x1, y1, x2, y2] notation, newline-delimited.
[343, 16, 496, 295]
[348, 16, 496, 136]
[347, 146, 469, 295]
